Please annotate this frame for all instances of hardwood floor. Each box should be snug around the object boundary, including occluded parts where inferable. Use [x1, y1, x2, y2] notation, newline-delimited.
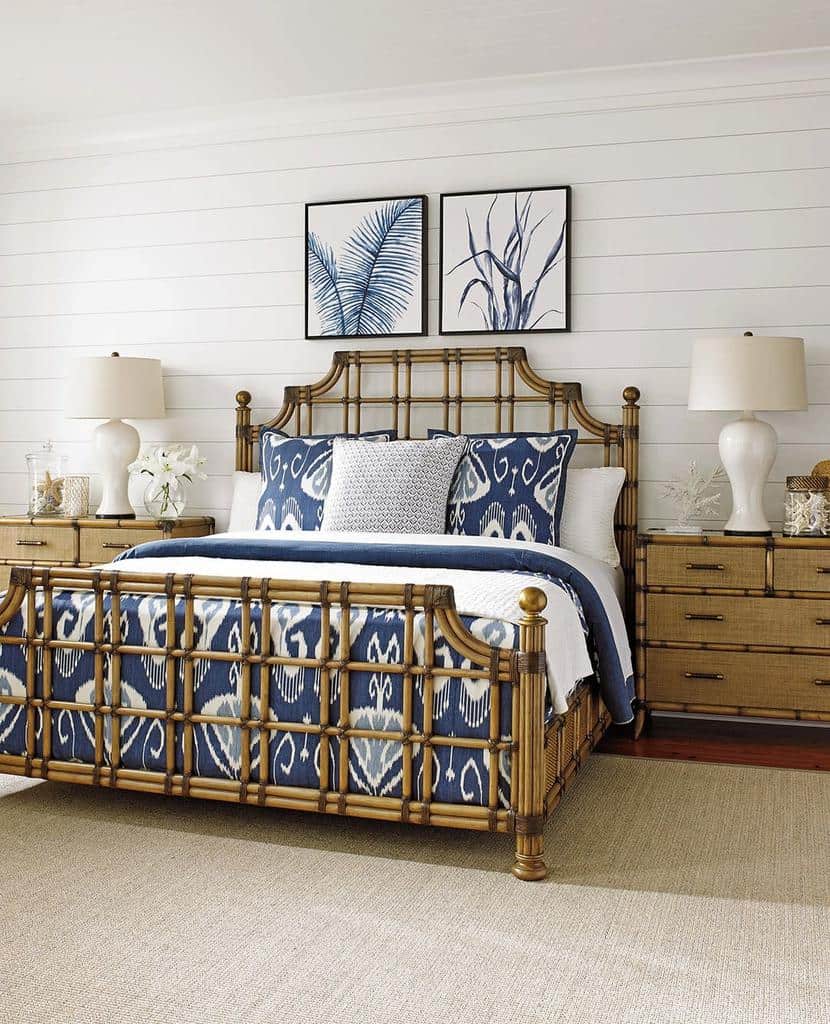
[598, 715, 830, 771]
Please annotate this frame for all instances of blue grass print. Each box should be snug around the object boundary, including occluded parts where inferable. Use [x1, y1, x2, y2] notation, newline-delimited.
[307, 197, 424, 337]
[442, 188, 568, 333]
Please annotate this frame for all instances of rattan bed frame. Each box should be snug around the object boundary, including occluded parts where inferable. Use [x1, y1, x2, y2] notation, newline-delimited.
[0, 346, 639, 880]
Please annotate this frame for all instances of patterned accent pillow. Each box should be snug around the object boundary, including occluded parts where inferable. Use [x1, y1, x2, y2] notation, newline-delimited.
[429, 429, 578, 545]
[321, 436, 468, 534]
[256, 429, 395, 531]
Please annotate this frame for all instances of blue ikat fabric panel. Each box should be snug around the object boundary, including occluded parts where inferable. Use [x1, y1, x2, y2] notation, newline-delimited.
[429, 429, 577, 545]
[0, 589, 551, 808]
[256, 429, 395, 531]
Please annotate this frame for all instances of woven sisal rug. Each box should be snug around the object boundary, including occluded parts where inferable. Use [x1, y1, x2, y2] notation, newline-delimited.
[1, 754, 827, 1024]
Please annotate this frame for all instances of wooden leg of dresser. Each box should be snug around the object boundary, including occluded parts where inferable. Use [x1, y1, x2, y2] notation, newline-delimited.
[633, 703, 650, 740]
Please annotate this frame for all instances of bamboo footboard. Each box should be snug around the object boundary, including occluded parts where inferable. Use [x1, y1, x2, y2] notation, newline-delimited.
[0, 565, 610, 880]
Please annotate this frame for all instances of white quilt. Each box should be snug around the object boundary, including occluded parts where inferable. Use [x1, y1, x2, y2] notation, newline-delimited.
[102, 531, 629, 715]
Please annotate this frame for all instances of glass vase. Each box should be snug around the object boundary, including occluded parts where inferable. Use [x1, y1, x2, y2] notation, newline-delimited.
[143, 477, 187, 521]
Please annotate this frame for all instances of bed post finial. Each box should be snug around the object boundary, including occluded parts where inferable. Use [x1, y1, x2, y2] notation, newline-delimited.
[623, 386, 640, 406]
[513, 585, 548, 881]
[519, 587, 547, 616]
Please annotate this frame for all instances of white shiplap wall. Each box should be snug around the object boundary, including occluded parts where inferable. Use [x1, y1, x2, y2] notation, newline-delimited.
[1, 51, 829, 530]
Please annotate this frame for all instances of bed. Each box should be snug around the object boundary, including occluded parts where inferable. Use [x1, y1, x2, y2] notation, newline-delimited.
[0, 346, 640, 880]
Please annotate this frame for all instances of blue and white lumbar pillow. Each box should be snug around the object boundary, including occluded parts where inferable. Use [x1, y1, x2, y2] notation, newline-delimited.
[322, 436, 468, 534]
[429, 429, 578, 545]
[256, 429, 395, 531]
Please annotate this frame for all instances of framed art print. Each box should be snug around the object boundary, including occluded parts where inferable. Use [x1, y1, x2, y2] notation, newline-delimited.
[439, 186, 570, 335]
[305, 195, 427, 339]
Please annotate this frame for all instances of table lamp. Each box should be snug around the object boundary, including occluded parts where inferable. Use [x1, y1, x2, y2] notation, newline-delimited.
[688, 332, 807, 536]
[65, 353, 165, 518]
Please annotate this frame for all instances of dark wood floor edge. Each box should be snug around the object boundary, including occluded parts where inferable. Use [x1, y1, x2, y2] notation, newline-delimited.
[597, 717, 830, 772]
[593, 750, 830, 775]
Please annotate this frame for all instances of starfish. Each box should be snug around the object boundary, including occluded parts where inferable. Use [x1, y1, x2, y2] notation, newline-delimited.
[36, 471, 65, 509]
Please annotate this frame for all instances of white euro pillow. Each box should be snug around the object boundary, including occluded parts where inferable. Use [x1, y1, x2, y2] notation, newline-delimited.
[228, 471, 262, 532]
[322, 436, 467, 534]
[559, 467, 626, 567]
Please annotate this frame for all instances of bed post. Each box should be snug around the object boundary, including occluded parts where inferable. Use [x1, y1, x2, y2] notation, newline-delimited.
[235, 390, 252, 472]
[512, 586, 548, 881]
[621, 386, 640, 625]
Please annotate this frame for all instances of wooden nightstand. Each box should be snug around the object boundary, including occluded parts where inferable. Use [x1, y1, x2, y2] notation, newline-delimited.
[0, 516, 215, 591]
[635, 533, 830, 737]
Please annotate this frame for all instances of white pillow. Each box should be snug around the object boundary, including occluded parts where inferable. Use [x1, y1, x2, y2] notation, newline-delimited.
[322, 437, 467, 534]
[559, 467, 626, 567]
[228, 471, 262, 532]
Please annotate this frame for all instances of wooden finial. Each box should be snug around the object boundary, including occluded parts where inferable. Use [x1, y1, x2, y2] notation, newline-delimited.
[519, 587, 547, 616]
[236, 390, 251, 407]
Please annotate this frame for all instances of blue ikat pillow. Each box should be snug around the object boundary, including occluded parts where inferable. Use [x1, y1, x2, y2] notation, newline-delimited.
[428, 429, 578, 545]
[256, 428, 396, 531]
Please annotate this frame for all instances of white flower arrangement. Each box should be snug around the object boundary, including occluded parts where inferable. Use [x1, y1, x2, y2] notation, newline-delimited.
[661, 461, 726, 534]
[129, 443, 207, 518]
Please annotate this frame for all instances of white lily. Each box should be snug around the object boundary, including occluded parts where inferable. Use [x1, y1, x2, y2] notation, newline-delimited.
[128, 443, 208, 518]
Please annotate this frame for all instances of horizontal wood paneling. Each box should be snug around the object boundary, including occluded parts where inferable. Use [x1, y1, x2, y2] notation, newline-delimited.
[3, 90, 829, 194]
[0, 246, 824, 295]
[1, 57, 829, 534]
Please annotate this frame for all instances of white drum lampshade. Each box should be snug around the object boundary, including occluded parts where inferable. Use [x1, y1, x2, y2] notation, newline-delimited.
[688, 333, 807, 536]
[65, 353, 165, 519]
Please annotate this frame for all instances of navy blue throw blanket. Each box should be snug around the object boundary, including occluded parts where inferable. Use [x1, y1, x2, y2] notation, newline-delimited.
[117, 535, 635, 723]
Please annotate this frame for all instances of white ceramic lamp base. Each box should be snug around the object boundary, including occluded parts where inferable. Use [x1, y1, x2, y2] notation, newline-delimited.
[93, 418, 140, 519]
[719, 412, 776, 536]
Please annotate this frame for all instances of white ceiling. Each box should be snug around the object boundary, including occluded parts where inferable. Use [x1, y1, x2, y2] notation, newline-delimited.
[3, 0, 830, 127]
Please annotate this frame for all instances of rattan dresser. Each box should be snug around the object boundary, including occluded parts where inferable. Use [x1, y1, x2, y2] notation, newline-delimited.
[0, 516, 215, 591]
[635, 533, 830, 736]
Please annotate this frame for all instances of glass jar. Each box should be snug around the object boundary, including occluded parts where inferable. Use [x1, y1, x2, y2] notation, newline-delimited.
[25, 441, 68, 517]
[783, 475, 830, 537]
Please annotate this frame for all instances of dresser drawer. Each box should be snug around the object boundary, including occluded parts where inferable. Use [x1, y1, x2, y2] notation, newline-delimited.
[0, 525, 76, 563]
[646, 593, 830, 648]
[647, 648, 830, 713]
[774, 547, 830, 594]
[646, 544, 765, 589]
[80, 528, 159, 564]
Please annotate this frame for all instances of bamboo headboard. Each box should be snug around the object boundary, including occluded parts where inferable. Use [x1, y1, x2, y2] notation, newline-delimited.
[234, 346, 640, 618]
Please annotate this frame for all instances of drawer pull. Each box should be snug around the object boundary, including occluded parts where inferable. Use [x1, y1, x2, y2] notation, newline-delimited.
[101, 542, 132, 550]
[15, 539, 46, 547]
[817, 568, 830, 575]
[685, 563, 725, 572]
[684, 613, 724, 622]
[814, 679, 830, 687]
[684, 672, 724, 681]
[816, 619, 830, 626]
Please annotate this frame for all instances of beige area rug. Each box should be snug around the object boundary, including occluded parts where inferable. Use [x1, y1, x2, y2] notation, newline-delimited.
[0, 755, 827, 1024]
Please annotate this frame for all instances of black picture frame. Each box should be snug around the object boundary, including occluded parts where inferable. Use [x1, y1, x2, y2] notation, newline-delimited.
[438, 185, 571, 335]
[305, 194, 428, 340]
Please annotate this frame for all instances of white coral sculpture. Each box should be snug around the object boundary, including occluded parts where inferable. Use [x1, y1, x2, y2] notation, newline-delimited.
[661, 461, 726, 534]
